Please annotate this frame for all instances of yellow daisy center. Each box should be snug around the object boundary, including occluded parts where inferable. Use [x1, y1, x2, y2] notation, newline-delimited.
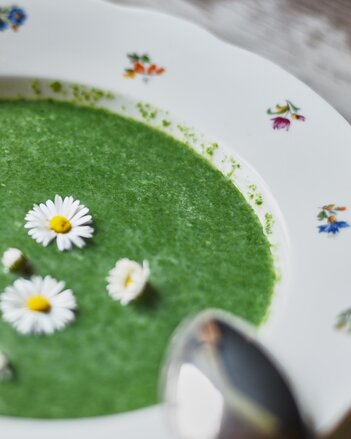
[50, 215, 72, 233]
[125, 274, 134, 287]
[27, 295, 51, 313]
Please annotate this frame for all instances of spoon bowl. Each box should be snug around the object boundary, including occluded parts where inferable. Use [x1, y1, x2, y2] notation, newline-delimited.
[161, 309, 311, 439]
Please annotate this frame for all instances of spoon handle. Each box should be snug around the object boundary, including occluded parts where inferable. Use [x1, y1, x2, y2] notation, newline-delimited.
[323, 410, 351, 439]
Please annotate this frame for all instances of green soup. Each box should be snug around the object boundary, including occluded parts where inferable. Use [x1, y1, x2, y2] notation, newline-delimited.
[0, 99, 275, 418]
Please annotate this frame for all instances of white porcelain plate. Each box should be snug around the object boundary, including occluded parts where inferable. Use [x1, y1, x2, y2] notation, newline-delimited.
[1, 0, 351, 437]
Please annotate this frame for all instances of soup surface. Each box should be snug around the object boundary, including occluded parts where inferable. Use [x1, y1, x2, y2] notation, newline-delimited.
[0, 99, 275, 418]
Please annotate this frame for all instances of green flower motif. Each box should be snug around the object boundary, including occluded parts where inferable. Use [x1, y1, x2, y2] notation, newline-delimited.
[336, 309, 351, 332]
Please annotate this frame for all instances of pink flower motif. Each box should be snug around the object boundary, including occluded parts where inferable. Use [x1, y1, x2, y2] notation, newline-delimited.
[271, 117, 291, 131]
[267, 100, 305, 131]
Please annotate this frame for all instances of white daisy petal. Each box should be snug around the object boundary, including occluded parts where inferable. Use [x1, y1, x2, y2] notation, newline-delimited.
[71, 215, 92, 227]
[32, 234, 51, 246]
[61, 196, 73, 218]
[60, 234, 72, 251]
[0, 276, 77, 336]
[71, 208, 91, 222]
[67, 199, 80, 219]
[51, 308, 75, 327]
[13, 278, 33, 297]
[71, 207, 89, 223]
[39, 203, 52, 219]
[42, 234, 56, 247]
[30, 276, 42, 292]
[24, 219, 44, 228]
[107, 258, 150, 304]
[43, 279, 66, 298]
[45, 199, 57, 217]
[56, 234, 66, 252]
[54, 194, 63, 213]
[16, 312, 37, 335]
[41, 276, 55, 296]
[25, 195, 94, 251]
[67, 234, 85, 249]
[26, 205, 47, 221]
[36, 314, 55, 335]
[51, 289, 77, 309]
[72, 226, 94, 238]
[1, 307, 26, 322]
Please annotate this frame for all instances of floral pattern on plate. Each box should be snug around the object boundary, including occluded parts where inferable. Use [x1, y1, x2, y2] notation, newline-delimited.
[267, 100, 305, 131]
[317, 204, 349, 235]
[336, 309, 351, 332]
[123, 53, 165, 83]
[0, 6, 26, 32]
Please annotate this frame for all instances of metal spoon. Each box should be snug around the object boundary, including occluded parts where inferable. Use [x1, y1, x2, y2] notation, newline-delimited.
[161, 309, 351, 439]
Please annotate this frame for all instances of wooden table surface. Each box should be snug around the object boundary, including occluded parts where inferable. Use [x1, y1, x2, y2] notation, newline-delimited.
[109, 0, 351, 122]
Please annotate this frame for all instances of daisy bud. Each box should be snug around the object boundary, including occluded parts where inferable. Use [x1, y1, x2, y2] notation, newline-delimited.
[107, 259, 150, 305]
[2, 248, 25, 273]
[0, 351, 13, 381]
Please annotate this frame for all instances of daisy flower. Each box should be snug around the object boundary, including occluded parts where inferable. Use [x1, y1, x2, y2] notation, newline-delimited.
[0, 351, 12, 381]
[25, 195, 94, 251]
[107, 258, 150, 305]
[0, 275, 77, 335]
[2, 247, 25, 273]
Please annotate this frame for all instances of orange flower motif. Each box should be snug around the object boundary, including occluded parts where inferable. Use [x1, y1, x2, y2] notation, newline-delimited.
[323, 204, 335, 211]
[123, 53, 165, 82]
[134, 62, 145, 74]
[123, 70, 136, 79]
[156, 67, 165, 75]
[147, 64, 157, 74]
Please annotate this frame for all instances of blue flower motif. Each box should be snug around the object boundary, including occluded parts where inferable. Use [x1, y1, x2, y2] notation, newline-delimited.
[0, 17, 9, 31]
[8, 6, 26, 26]
[318, 221, 350, 235]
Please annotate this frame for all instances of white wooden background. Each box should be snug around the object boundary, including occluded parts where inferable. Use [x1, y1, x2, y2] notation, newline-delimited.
[108, 0, 351, 122]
